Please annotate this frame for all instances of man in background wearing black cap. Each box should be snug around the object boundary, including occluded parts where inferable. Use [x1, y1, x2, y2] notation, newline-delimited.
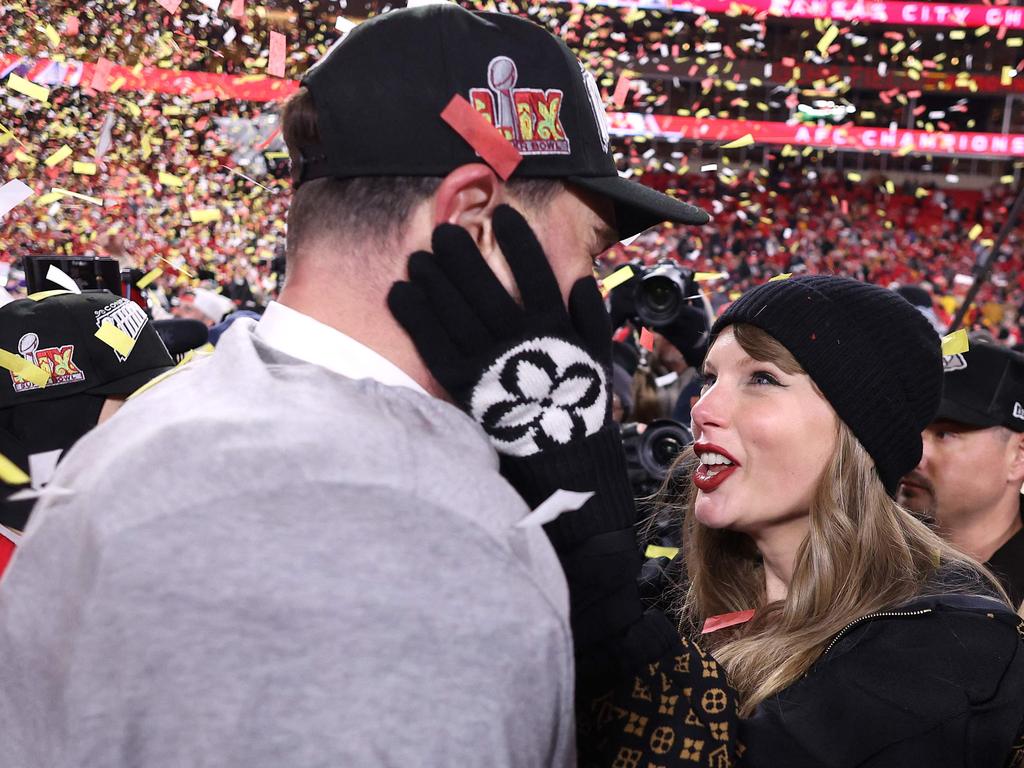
[0, 291, 174, 535]
[0, 6, 712, 767]
[899, 333, 1024, 610]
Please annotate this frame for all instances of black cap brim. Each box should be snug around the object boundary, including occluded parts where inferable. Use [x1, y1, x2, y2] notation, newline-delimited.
[568, 175, 710, 240]
[89, 366, 176, 398]
[933, 398, 1005, 430]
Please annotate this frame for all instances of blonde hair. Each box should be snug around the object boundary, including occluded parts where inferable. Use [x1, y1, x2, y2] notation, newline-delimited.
[663, 324, 1008, 716]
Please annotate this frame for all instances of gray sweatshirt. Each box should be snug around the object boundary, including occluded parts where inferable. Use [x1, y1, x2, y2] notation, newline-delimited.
[0, 321, 575, 767]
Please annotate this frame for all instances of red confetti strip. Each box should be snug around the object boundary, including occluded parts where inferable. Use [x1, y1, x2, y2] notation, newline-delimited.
[0, 529, 16, 580]
[612, 74, 633, 108]
[440, 94, 522, 181]
[65, 15, 79, 35]
[702, 609, 756, 634]
[639, 326, 655, 351]
[90, 57, 114, 92]
[230, 0, 245, 19]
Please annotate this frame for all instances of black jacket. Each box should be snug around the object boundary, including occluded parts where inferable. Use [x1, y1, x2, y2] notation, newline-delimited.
[741, 594, 1024, 768]
[985, 496, 1024, 610]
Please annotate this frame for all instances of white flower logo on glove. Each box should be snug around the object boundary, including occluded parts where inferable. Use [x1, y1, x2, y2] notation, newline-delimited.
[470, 337, 607, 457]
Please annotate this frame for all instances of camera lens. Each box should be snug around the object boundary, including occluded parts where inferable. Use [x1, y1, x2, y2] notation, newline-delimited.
[651, 432, 685, 467]
[635, 264, 690, 326]
[643, 276, 680, 314]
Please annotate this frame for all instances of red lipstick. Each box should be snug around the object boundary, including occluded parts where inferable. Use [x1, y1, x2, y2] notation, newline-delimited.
[692, 442, 740, 493]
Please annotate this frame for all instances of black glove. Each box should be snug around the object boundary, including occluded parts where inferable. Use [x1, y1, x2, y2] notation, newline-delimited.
[656, 303, 711, 368]
[388, 204, 612, 458]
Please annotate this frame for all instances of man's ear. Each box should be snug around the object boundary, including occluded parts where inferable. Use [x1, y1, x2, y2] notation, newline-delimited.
[1007, 430, 1024, 487]
[432, 163, 517, 296]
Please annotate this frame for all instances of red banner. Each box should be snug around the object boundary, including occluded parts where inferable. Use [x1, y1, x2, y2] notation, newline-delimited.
[573, 0, 1024, 29]
[608, 113, 1024, 157]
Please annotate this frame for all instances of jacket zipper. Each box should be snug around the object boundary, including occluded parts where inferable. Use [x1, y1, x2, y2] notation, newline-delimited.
[822, 608, 933, 658]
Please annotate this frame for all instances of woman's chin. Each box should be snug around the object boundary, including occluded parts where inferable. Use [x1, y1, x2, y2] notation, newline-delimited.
[694, 494, 735, 529]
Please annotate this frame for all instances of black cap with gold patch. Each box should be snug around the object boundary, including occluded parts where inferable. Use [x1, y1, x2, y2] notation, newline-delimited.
[937, 333, 1024, 432]
[0, 290, 174, 409]
[293, 4, 709, 239]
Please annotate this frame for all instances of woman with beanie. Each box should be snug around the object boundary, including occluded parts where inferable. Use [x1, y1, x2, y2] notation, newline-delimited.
[390, 209, 1024, 766]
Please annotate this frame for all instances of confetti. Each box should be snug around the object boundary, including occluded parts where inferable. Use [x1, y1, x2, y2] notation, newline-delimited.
[90, 58, 115, 92]
[0, 179, 33, 220]
[769, 273, 792, 282]
[968, 223, 983, 240]
[0, 453, 30, 486]
[157, 0, 182, 12]
[268, 31, 286, 78]
[51, 187, 103, 206]
[43, 144, 72, 167]
[27, 290, 74, 301]
[188, 208, 222, 224]
[816, 25, 839, 57]
[159, 171, 184, 188]
[612, 74, 633, 108]
[0, 348, 49, 389]
[73, 161, 97, 175]
[702, 609, 756, 634]
[694, 271, 728, 282]
[440, 94, 522, 181]
[6, 74, 49, 103]
[645, 545, 679, 559]
[941, 329, 969, 356]
[95, 322, 137, 359]
[640, 327, 656, 351]
[45, 265, 82, 294]
[515, 489, 594, 528]
[601, 265, 635, 291]
[721, 133, 754, 149]
[700, 163, 718, 172]
[229, 0, 245, 18]
[39, 23, 60, 47]
[136, 268, 164, 289]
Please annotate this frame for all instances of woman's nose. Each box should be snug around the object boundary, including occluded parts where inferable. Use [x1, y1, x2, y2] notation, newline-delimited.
[691, 379, 729, 436]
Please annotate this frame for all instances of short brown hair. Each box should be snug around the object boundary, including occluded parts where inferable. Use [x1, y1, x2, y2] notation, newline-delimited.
[280, 88, 562, 258]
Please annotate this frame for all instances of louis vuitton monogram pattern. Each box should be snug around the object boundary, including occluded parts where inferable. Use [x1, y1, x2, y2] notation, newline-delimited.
[579, 636, 740, 767]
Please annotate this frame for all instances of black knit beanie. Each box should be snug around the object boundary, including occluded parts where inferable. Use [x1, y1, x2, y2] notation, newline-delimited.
[711, 275, 942, 496]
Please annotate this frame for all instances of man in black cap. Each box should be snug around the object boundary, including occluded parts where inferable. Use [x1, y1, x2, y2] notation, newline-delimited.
[0, 290, 174, 533]
[0, 6, 711, 768]
[899, 333, 1024, 609]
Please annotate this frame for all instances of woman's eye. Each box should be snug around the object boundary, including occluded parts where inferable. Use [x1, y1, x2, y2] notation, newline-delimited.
[699, 373, 716, 392]
[751, 371, 781, 386]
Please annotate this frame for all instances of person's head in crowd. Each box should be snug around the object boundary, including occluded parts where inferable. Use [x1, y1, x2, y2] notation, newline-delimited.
[276, 4, 708, 395]
[0, 291, 174, 530]
[664, 275, 1002, 714]
[898, 333, 1024, 604]
[174, 288, 234, 327]
[894, 283, 945, 335]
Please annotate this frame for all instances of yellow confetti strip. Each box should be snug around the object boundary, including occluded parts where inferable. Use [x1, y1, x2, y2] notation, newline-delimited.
[51, 187, 103, 205]
[968, 223, 983, 240]
[136, 268, 164, 289]
[769, 273, 793, 282]
[1002, 67, 1016, 87]
[847, 172, 862, 182]
[159, 172, 184, 188]
[35, 191, 63, 206]
[601, 265, 634, 291]
[1008, 38, 1023, 48]
[0, 453, 30, 486]
[694, 271, 728, 282]
[27, 289, 74, 301]
[1001, 175, 1016, 184]
[645, 545, 679, 560]
[39, 22, 60, 47]
[0, 348, 49, 388]
[43, 144, 72, 167]
[817, 25, 839, 56]
[72, 161, 96, 175]
[189, 208, 221, 224]
[941, 329, 969, 356]
[6, 73, 49, 103]
[721, 133, 755, 150]
[95, 323, 137, 359]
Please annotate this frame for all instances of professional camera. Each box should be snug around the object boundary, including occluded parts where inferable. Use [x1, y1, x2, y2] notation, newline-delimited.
[621, 418, 693, 499]
[632, 261, 701, 327]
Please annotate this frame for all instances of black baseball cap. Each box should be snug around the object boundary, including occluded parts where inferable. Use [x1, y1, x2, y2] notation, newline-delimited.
[936, 333, 1024, 432]
[296, 4, 709, 239]
[0, 290, 175, 409]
